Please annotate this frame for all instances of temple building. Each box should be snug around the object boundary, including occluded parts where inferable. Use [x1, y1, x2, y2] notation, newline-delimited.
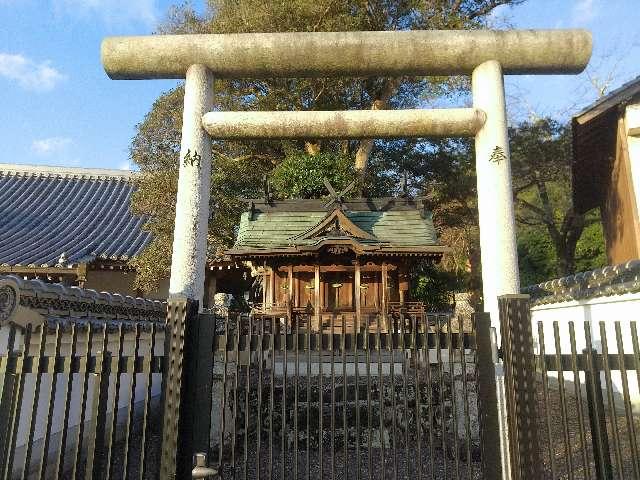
[0, 163, 244, 304]
[226, 190, 448, 331]
[0, 164, 447, 317]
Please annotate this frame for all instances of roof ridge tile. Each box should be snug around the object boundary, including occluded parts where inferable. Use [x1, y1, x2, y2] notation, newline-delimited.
[0, 163, 136, 181]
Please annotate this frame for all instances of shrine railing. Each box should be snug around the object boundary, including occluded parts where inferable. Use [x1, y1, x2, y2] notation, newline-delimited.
[0, 275, 166, 480]
[498, 294, 640, 480]
[160, 297, 503, 479]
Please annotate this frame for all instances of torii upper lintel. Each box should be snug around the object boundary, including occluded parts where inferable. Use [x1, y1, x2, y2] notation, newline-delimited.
[101, 29, 591, 80]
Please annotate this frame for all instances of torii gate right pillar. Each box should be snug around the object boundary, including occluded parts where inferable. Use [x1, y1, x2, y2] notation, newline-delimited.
[473, 60, 520, 329]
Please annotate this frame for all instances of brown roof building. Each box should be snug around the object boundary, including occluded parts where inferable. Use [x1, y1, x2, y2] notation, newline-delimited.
[573, 75, 640, 264]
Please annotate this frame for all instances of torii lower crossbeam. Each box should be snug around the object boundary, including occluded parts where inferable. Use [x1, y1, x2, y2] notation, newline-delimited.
[201, 108, 486, 139]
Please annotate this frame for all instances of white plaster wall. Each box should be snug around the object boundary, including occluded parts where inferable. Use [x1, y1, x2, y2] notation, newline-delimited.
[625, 103, 640, 214]
[531, 292, 640, 410]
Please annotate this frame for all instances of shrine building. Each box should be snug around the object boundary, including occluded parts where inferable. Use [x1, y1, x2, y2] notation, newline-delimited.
[226, 192, 448, 331]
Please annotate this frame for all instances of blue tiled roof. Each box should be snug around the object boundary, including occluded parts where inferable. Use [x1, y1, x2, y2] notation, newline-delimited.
[0, 164, 152, 267]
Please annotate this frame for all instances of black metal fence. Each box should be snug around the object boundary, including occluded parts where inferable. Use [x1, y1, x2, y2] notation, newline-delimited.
[8, 282, 639, 480]
[534, 319, 640, 479]
[498, 295, 640, 480]
[0, 276, 165, 480]
[166, 304, 502, 480]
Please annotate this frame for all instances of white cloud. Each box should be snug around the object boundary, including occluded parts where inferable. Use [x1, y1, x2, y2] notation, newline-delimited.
[0, 53, 66, 91]
[31, 137, 72, 155]
[53, 0, 158, 28]
[572, 0, 598, 25]
[118, 160, 131, 170]
[486, 3, 512, 26]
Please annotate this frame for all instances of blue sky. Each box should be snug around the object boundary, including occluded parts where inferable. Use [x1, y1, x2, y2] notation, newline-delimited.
[1, 0, 639, 170]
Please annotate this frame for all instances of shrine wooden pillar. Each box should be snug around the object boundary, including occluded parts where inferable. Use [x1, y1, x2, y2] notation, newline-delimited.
[262, 262, 267, 309]
[314, 264, 321, 331]
[287, 266, 293, 305]
[354, 260, 361, 330]
[270, 265, 276, 307]
[373, 272, 379, 309]
[287, 265, 293, 324]
[381, 262, 388, 331]
[399, 264, 409, 304]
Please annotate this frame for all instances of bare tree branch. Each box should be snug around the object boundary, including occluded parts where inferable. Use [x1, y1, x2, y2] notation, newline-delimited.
[516, 197, 553, 225]
[467, 0, 520, 20]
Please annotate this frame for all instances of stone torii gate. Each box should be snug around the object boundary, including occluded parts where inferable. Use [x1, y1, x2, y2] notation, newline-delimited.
[102, 29, 590, 479]
[102, 29, 591, 325]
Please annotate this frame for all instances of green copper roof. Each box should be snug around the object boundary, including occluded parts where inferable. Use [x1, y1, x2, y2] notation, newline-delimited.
[231, 198, 443, 255]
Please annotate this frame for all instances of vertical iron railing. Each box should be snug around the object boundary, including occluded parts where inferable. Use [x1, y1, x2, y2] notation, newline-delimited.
[198, 310, 495, 479]
[0, 319, 166, 480]
[0, 276, 166, 480]
[159, 296, 216, 480]
[474, 312, 502, 479]
[503, 290, 640, 479]
[498, 294, 542, 480]
[534, 317, 640, 479]
[1, 276, 507, 480]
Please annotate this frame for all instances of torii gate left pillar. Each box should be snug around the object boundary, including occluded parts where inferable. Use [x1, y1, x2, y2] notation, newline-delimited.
[168, 64, 213, 305]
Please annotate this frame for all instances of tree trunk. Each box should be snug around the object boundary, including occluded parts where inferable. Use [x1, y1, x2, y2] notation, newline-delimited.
[355, 139, 374, 173]
[521, 179, 587, 278]
[354, 99, 385, 173]
[354, 80, 399, 175]
[556, 209, 586, 277]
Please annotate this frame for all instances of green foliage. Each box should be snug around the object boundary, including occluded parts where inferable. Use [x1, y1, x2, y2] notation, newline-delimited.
[518, 215, 606, 286]
[517, 229, 556, 286]
[271, 151, 356, 199]
[575, 219, 607, 272]
[510, 117, 606, 279]
[420, 138, 478, 273]
[128, 231, 173, 293]
[411, 263, 462, 312]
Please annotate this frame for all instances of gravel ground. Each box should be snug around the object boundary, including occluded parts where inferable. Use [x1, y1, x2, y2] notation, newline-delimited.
[219, 443, 482, 480]
[89, 379, 638, 480]
[45, 376, 638, 480]
[535, 380, 640, 479]
[207, 366, 483, 480]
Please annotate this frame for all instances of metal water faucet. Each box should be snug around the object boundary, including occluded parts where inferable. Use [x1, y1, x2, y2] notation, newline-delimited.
[192, 453, 219, 479]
